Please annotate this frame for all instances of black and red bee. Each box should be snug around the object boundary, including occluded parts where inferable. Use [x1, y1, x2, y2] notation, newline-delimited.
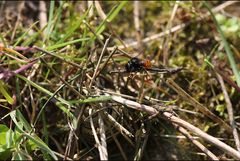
[124, 57, 182, 74]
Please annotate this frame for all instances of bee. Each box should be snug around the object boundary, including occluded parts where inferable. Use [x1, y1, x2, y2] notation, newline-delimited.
[125, 57, 182, 74]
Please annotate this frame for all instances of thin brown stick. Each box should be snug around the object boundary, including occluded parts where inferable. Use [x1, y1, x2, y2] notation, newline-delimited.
[64, 127, 75, 159]
[40, 58, 83, 98]
[39, 1, 47, 30]
[95, 1, 107, 20]
[159, 134, 235, 141]
[214, 66, 240, 93]
[107, 1, 237, 51]
[103, 111, 134, 138]
[216, 73, 240, 152]
[133, 1, 143, 51]
[162, 0, 179, 66]
[108, 20, 187, 51]
[2, 47, 29, 61]
[111, 95, 240, 159]
[11, 1, 24, 41]
[89, 36, 111, 89]
[83, 20, 119, 58]
[54, 151, 73, 161]
[34, 46, 83, 69]
[163, 112, 240, 159]
[95, 46, 117, 78]
[176, 126, 219, 160]
[89, 108, 109, 160]
[89, 108, 104, 159]
[110, 129, 128, 160]
[88, 1, 94, 17]
[166, 78, 232, 133]
[98, 112, 108, 160]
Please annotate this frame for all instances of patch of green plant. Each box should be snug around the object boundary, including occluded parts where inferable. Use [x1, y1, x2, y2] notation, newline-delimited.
[215, 13, 240, 38]
[0, 121, 55, 160]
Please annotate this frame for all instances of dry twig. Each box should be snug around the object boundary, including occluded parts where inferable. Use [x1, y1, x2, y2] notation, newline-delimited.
[95, 1, 107, 20]
[111, 95, 240, 159]
[162, 0, 179, 65]
[39, 1, 47, 30]
[166, 78, 232, 133]
[133, 1, 143, 51]
[89, 36, 111, 89]
[11, 1, 24, 41]
[98, 112, 108, 160]
[107, 1, 237, 51]
[89, 108, 108, 160]
[176, 125, 219, 160]
[216, 73, 240, 152]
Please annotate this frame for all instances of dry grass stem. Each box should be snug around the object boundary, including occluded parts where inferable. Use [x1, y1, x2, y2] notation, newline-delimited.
[34, 46, 83, 68]
[177, 126, 219, 160]
[162, 0, 179, 65]
[89, 37, 111, 89]
[89, 108, 106, 160]
[166, 78, 232, 133]
[11, 1, 24, 41]
[133, 1, 142, 51]
[103, 111, 134, 138]
[163, 112, 240, 159]
[216, 73, 240, 152]
[98, 112, 108, 160]
[88, 1, 94, 18]
[111, 95, 240, 159]
[107, 1, 237, 50]
[95, 1, 107, 20]
[39, 1, 47, 30]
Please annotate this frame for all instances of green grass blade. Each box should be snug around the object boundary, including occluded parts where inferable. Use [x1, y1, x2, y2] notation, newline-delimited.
[203, 2, 240, 86]
[9, 110, 24, 132]
[16, 74, 70, 106]
[13, 21, 39, 47]
[69, 95, 112, 104]
[45, 37, 90, 51]
[12, 151, 28, 160]
[16, 74, 74, 118]
[15, 110, 32, 132]
[9, 110, 57, 160]
[23, 133, 58, 160]
[51, 1, 64, 36]
[56, 5, 91, 44]
[0, 80, 14, 105]
[44, 1, 55, 42]
[0, 33, 7, 47]
[96, 1, 127, 36]
[22, 30, 41, 47]
[9, 109, 31, 132]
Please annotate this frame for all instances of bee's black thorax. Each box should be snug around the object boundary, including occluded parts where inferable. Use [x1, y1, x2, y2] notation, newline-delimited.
[125, 57, 144, 72]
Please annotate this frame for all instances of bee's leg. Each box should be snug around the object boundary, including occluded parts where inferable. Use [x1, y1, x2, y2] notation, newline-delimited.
[143, 69, 153, 83]
[130, 72, 140, 80]
[127, 72, 138, 85]
[128, 72, 133, 79]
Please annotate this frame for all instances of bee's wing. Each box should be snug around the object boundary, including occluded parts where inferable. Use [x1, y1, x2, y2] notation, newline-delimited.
[109, 70, 128, 74]
[146, 67, 183, 74]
